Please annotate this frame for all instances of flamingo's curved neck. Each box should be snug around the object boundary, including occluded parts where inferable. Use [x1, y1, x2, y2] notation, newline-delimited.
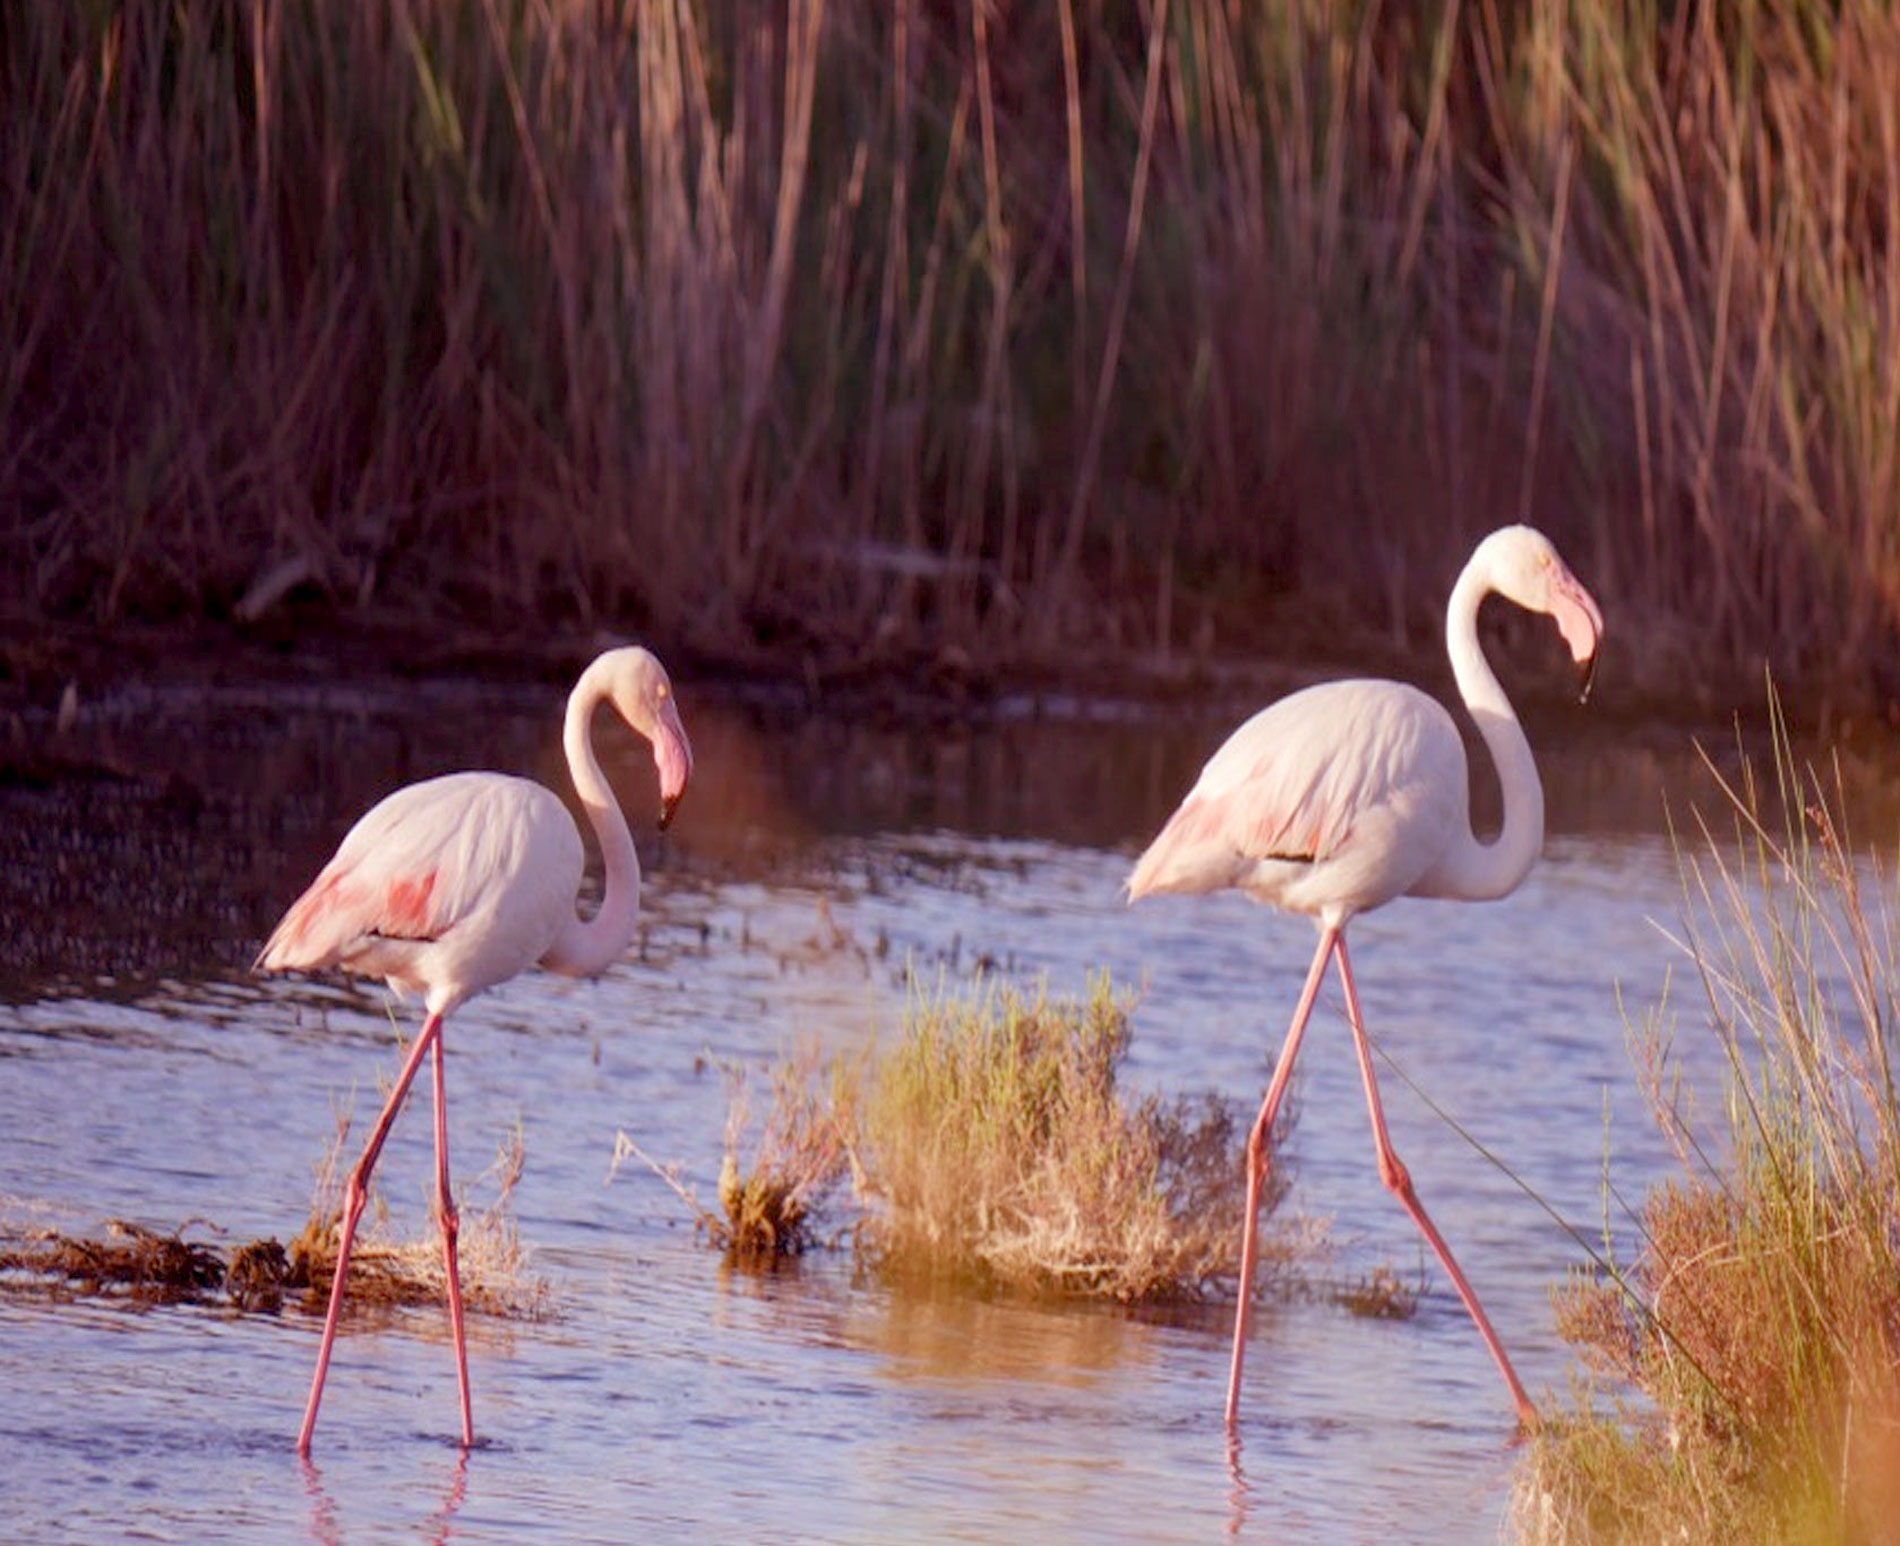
[542, 669, 641, 978]
[1428, 559, 1544, 902]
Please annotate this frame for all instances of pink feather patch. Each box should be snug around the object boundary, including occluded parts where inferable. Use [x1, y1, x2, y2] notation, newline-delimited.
[381, 872, 439, 938]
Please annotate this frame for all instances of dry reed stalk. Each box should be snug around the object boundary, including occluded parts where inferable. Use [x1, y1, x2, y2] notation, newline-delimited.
[14, 2, 1900, 705]
[1049, 0, 1170, 637]
[1526, 695, 1900, 1541]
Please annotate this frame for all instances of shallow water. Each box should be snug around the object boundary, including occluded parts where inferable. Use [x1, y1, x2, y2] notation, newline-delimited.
[0, 673, 1849, 1542]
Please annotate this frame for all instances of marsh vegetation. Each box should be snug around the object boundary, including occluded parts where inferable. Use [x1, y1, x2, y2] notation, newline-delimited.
[9, 3, 1900, 709]
[1519, 711, 1900, 1543]
[627, 972, 1295, 1303]
[1, 1114, 546, 1321]
[854, 973, 1264, 1301]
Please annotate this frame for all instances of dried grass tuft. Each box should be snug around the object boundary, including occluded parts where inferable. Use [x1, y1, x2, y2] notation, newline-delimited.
[293, 1118, 548, 1319]
[1, 1127, 546, 1321]
[1335, 1262, 1423, 1321]
[0, 1219, 229, 1302]
[856, 973, 1269, 1301]
[611, 1045, 858, 1264]
[1522, 693, 1900, 1543]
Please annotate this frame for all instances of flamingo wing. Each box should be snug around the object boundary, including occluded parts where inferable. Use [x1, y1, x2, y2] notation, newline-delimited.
[257, 773, 583, 995]
[1127, 680, 1466, 911]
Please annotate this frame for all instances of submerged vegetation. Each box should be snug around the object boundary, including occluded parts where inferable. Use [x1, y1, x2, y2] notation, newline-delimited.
[1, 1120, 547, 1319]
[626, 972, 1284, 1302]
[8, 2, 1900, 704]
[1519, 708, 1900, 1543]
[1, 1219, 237, 1306]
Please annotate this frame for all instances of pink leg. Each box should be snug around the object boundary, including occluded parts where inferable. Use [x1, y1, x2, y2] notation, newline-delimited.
[430, 1028, 475, 1448]
[299, 1012, 444, 1455]
[1333, 935, 1539, 1429]
[1226, 924, 1337, 1429]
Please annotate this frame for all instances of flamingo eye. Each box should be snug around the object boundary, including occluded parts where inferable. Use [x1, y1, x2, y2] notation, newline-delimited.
[656, 683, 670, 701]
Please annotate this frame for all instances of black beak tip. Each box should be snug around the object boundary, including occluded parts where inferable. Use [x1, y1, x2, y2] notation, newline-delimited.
[659, 793, 682, 831]
[1578, 649, 1601, 706]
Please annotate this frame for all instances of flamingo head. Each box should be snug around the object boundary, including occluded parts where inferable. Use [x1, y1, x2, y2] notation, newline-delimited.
[1480, 525, 1605, 702]
[596, 647, 695, 828]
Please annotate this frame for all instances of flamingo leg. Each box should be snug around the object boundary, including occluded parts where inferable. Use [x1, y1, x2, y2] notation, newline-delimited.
[1226, 923, 1337, 1429]
[1332, 934, 1539, 1429]
[298, 1012, 444, 1455]
[430, 1027, 475, 1448]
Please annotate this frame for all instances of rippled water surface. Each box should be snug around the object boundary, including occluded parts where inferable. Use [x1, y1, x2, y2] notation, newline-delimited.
[0, 671, 1836, 1542]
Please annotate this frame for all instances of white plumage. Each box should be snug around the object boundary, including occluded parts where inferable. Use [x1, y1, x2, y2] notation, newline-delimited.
[257, 772, 587, 1014]
[1129, 524, 1604, 1433]
[1128, 679, 1466, 919]
[256, 645, 693, 1455]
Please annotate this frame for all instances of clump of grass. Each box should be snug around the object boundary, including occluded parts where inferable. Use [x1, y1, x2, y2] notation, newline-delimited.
[1335, 1262, 1423, 1321]
[626, 972, 1298, 1302]
[716, 1048, 859, 1262]
[854, 972, 1269, 1302]
[224, 1236, 293, 1312]
[1519, 699, 1900, 1543]
[293, 1116, 547, 1320]
[611, 1046, 857, 1263]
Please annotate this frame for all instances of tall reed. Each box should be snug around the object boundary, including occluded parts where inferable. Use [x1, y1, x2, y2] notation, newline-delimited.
[8, 4, 1900, 701]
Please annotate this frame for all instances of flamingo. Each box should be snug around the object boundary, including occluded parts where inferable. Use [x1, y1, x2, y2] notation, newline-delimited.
[256, 645, 693, 1455]
[1128, 525, 1603, 1432]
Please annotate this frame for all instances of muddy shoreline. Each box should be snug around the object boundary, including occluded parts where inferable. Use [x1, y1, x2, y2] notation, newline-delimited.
[0, 601, 1774, 738]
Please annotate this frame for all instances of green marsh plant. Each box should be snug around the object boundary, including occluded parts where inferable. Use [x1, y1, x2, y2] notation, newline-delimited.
[857, 971, 1260, 1300]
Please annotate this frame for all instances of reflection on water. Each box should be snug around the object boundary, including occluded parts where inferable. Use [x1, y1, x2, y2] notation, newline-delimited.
[860, 1281, 1159, 1387]
[1, 667, 1893, 1542]
[302, 1450, 467, 1546]
[13, 660, 1887, 989]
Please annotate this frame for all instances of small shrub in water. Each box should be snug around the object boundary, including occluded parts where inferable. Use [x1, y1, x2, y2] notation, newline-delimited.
[1335, 1262, 1422, 1321]
[857, 972, 1274, 1302]
[629, 973, 1300, 1303]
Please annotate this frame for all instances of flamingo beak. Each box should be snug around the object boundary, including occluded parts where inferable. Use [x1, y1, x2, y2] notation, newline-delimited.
[653, 699, 693, 831]
[1549, 570, 1605, 706]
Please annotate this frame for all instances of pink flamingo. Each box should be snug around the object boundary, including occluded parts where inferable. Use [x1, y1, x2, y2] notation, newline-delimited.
[257, 646, 693, 1454]
[1128, 525, 1602, 1431]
